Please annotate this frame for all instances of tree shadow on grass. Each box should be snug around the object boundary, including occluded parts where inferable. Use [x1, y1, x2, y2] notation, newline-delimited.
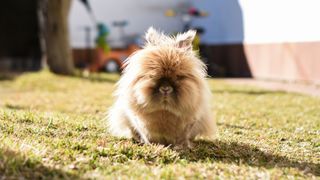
[0, 148, 80, 179]
[0, 73, 17, 81]
[4, 104, 29, 110]
[179, 140, 320, 176]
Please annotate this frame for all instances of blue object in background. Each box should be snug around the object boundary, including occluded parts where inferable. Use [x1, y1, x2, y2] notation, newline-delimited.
[97, 23, 109, 36]
[191, 0, 244, 45]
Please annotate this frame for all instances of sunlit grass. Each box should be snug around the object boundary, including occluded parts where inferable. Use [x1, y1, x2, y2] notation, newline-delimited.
[0, 71, 319, 179]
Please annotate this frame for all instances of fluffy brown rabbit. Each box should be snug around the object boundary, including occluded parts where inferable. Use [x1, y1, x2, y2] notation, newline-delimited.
[107, 27, 217, 149]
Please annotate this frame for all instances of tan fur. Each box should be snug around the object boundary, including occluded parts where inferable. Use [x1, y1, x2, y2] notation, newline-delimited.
[107, 27, 217, 148]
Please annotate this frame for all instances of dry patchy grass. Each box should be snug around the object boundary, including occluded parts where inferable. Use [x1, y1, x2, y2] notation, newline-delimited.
[0, 71, 319, 179]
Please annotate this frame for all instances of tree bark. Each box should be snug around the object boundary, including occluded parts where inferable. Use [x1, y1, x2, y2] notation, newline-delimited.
[45, 0, 74, 75]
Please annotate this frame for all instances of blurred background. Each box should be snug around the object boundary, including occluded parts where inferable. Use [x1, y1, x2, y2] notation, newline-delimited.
[0, 0, 320, 83]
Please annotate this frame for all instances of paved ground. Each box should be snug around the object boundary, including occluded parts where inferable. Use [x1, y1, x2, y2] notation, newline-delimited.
[224, 78, 320, 97]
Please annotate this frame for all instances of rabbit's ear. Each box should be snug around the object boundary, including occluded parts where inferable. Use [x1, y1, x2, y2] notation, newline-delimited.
[145, 27, 162, 46]
[176, 30, 196, 50]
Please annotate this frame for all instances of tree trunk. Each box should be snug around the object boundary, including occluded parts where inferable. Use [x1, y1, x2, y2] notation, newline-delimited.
[45, 0, 74, 75]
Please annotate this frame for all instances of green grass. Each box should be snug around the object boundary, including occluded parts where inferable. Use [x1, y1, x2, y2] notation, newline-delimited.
[0, 71, 319, 179]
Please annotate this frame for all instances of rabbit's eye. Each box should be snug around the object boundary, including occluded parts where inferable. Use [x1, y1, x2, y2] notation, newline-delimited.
[147, 74, 155, 79]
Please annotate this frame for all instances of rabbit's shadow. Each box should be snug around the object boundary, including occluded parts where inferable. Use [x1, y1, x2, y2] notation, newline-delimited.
[178, 140, 319, 176]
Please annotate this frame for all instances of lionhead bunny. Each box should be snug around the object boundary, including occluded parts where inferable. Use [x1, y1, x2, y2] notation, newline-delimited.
[107, 27, 217, 149]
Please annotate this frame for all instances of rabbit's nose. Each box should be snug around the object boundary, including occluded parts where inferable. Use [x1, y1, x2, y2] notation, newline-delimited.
[159, 85, 173, 95]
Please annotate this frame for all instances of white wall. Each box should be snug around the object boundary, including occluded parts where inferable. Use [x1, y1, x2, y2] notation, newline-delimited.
[191, 0, 320, 44]
[69, 0, 187, 48]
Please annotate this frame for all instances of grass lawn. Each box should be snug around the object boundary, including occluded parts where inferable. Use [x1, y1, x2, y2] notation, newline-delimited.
[0, 71, 319, 179]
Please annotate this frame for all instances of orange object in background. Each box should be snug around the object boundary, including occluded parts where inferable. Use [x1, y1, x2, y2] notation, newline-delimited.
[72, 44, 139, 73]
